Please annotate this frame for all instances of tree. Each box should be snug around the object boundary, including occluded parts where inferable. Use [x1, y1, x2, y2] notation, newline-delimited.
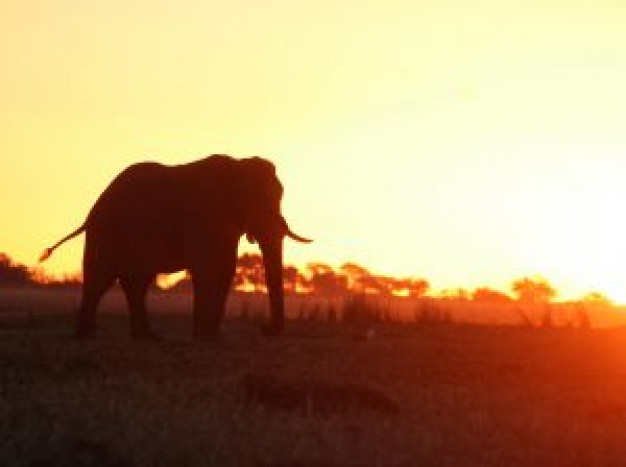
[511, 277, 556, 303]
[439, 288, 470, 300]
[579, 292, 612, 308]
[306, 263, 347, 296]
[402, 278, 430, 298]
[580, 291, 611, 303]
[339, 263, 372, 293]
[283, 266, 303, 293]
[358, 273, 388, 295]
[235, 253, 265, 292]
[472, 287, 511, 303]
[0, 253, 33, 286]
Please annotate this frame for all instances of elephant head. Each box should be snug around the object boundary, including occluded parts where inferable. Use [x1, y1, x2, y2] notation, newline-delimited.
[233, 157, 311, 335]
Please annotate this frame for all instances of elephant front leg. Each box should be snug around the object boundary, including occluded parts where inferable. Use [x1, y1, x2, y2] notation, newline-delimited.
[191, 269, 224, 340]
[191, 250, 237, 340]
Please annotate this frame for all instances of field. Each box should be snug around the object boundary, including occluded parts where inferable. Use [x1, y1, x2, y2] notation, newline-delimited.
[3, 288, 626, 466]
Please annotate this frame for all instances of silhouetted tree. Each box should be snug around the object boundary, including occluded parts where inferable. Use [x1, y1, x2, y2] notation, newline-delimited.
[0, 253, 34, 286]
[337, 263, 429, 297]
[579, 291, 612, 307]
[358, 274, 388, 295]
[472, 287, 511, 303]
[232, 269, 245, 290]
[511, 277, 556, 303]
[283, 266, 303, 294]
[306, 263, 348, 296]
[407, 278, 430, 298]
[440, 288, 470, 300]
[236, 253, 265, 292]
[232, 254, 307, 294]
[339, 263, 371, 293]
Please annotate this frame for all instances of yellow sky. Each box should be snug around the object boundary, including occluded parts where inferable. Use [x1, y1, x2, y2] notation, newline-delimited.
[2, 1, 626, 300]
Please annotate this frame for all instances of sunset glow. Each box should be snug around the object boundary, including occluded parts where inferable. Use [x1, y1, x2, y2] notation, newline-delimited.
[3, 1, 626, 301]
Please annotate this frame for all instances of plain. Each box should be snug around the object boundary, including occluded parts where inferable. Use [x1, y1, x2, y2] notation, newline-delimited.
[2, 287, 626, 466]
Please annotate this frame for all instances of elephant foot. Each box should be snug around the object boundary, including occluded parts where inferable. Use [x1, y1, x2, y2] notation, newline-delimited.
[262, 322, 284, 337]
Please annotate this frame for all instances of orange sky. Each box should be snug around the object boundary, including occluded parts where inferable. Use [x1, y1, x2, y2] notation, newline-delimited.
[2, 1, 626, 300]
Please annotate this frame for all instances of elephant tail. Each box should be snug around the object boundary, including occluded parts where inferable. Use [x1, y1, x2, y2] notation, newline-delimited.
[39, 223, 86, 262]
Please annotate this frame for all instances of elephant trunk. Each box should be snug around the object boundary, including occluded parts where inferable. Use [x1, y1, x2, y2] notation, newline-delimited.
[256, 215, 311, 336]
[260, 237, 285, 336]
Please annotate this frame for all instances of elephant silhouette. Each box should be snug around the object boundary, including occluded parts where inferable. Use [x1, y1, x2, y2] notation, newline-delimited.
[40, 155, 311, 339]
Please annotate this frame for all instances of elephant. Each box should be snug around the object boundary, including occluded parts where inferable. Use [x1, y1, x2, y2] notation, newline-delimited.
[39, 155, 311, 339]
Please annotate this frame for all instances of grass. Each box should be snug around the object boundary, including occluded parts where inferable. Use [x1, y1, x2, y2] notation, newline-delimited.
[2, 288, 626, 465]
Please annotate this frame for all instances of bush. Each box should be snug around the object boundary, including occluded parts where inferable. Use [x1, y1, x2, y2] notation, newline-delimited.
[340, 295, 383, 327]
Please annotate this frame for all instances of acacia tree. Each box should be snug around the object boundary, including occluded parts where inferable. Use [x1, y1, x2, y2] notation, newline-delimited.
[472, 287, 511, 303]
[235, 253, 265, 292]
[511, 277, 556, 303]
[0, 253, 34, 286]
[283, 266, 304, 293]
[375, 277, 430, 297]
[306, 263, 348, 296]
[339, 263, 376, 293]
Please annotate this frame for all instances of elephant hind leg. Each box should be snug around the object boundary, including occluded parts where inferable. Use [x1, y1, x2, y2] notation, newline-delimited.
[120, 274, 158, 339]
[75, 271, 115, 339]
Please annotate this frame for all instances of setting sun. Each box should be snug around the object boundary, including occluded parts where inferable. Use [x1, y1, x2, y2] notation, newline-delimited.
[2, 1, 626, 301]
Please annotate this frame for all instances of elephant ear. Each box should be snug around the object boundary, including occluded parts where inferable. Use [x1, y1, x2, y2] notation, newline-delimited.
[237, 157, 283, 215]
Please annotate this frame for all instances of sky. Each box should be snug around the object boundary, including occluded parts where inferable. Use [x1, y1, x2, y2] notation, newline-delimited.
[2, 0, 626, 300]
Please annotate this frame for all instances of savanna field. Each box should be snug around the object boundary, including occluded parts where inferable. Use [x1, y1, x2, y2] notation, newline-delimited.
[6, 1, 626, 466]
[3, 288, 626, 466]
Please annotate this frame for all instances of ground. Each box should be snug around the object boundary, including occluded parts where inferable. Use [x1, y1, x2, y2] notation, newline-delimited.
[2, 288, 626, 466]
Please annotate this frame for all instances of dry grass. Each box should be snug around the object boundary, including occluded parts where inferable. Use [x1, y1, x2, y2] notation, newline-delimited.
[2, 288, 626, 465]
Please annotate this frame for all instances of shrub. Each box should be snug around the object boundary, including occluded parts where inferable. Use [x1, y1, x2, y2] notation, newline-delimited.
[340, 295, 383, 327]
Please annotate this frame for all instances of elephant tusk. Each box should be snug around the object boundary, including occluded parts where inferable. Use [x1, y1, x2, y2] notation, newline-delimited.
[278, 215, 313, 243]
[286, 229, 312, 243]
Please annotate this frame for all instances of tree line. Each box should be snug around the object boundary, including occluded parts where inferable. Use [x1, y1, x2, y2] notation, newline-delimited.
[0, 251, 611, 305]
